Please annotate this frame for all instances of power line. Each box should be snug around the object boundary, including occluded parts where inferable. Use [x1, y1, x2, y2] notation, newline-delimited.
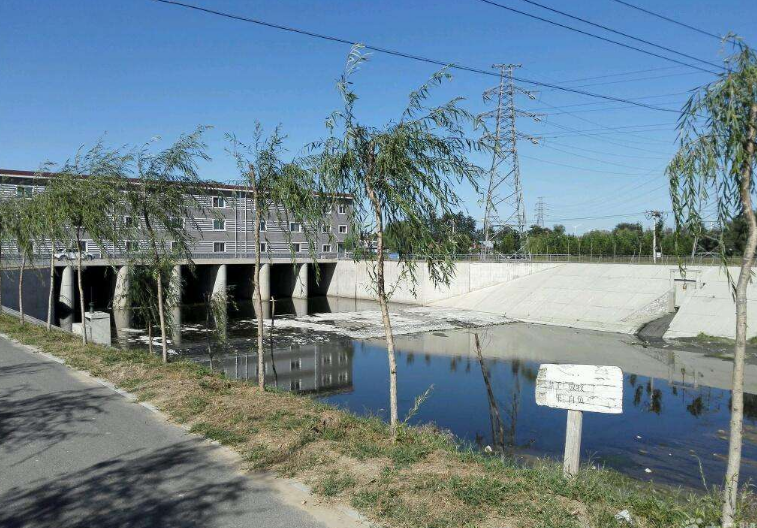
[546, 210, 669, 222]
[507, 0, 724, 71]
[537, 143, 663, 170]
[521, 154, 659, 176]
[542, 140, 669, 160]
[607, 0, 727, 42]
[475, 0, 720, 74]
[150, 0, 686, 113]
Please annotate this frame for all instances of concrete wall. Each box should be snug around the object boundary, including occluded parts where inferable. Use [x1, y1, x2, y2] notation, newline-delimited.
[325, 260, 559, 304]
[430, 263, 678, 334]
[1, 267, 53, 322]
[665, 266, 757, 340]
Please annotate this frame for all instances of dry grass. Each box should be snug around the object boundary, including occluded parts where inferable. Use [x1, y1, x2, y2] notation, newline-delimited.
[1, 313, 753, 528]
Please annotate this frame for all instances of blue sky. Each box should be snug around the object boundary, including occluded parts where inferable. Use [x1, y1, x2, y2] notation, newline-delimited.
[1, 0, 755, 233]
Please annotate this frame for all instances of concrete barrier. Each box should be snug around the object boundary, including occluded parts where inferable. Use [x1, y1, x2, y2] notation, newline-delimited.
[665, 266, 757, 340]
[325, 260, 559, 304]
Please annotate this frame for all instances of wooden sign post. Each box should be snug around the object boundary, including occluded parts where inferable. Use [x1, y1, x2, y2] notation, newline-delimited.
[535, 364, 623, 477]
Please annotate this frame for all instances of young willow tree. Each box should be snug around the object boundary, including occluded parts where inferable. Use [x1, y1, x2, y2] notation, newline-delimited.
[35, 185, 68, 331]
[5, 196, 41, 325]
[667, 39, 757, 525]
[123, 127, 211, 363]
[228, 125, 324, 390]
[315, 47, 482, 436]
[50, 144, 128, 344]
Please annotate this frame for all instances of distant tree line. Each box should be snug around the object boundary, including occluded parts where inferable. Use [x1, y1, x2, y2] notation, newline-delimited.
[382, 213, 754, 257]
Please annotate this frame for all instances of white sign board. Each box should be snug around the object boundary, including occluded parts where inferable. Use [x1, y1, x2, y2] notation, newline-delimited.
[535, 364, 623, 414]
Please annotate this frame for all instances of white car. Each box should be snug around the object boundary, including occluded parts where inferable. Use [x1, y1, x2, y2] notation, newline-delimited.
[54, 250, 95, 262]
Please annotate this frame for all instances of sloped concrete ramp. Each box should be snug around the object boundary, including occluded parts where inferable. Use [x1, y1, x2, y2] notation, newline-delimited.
[430, 263, 674, 334]
[665, 266, 757, 340]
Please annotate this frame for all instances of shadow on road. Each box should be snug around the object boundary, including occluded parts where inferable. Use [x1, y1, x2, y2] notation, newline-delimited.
[0, 387, 106, 454]
[0, 442, 249, 528]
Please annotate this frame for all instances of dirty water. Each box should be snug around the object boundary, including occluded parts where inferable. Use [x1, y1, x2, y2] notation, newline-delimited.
[111, 296, 757, 489]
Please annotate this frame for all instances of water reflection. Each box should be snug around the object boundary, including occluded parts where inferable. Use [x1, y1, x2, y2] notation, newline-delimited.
[111, 297, 757, 488]
[193, 341, 354, 394]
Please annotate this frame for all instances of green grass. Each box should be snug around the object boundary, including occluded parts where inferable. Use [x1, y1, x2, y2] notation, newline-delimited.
[0, 313, 753, 528]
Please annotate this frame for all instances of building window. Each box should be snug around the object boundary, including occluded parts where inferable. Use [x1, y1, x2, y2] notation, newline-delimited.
[338, 203, 347, 214]
[125, 241, 138, 252]
[259, 220, 266, 232]
[16, 186, 33, 198]
[338, 225, 348, 234]
[322, 244, 332, 253]
[290, 379, 302, 391]
[213, 219, 226, 231]
[289, 222, 302, 233]
[322, 374, 332, 385]
[290, 359, 301, 371]
[338, 352, 348, 365]
[171, 241, 179, 252]
[212, 196, 226, 208]
[321, 224, 331, 234]
[322, 354, 332, 366]
[213, 242, 226, 253]
[292, 243, 302, 253]
[259, 242, 267, 253]
[124, 216, 134, 227]
[338, 372, 349, 383]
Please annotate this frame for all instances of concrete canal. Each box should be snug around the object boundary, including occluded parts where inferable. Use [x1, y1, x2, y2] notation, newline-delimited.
[112, 296, 757, 490]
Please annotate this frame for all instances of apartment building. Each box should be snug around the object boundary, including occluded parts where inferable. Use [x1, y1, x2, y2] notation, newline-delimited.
[0, 169, 352, 258]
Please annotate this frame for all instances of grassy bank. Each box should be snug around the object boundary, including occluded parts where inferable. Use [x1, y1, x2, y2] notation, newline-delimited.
[1, 314, 753, 528]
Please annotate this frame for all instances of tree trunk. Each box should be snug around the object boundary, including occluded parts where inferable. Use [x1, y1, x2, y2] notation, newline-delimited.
[147, 320, 154, 355]
[722, 102, 757, 526]
[18, 254, 25, 325]
[76, 238, 87, 345]
[365, 176, 399, 437]
[253, 200, 265, 390]
[47, 248, 55, 331]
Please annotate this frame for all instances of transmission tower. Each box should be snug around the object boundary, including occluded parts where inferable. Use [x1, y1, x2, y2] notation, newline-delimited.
[535, 196, 546, 228]
[480, 64, 542, 252]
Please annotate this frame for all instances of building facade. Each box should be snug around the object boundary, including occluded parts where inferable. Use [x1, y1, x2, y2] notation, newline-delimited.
[0, 169, 352, 260]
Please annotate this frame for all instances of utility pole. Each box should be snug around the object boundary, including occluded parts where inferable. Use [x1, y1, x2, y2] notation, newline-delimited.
[535, 196, 545, 228]
[479, 64, 542, 253]
[645, 210, 666, 264]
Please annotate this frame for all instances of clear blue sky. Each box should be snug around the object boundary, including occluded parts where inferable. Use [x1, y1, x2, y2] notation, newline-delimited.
[2, 0, 755, 233]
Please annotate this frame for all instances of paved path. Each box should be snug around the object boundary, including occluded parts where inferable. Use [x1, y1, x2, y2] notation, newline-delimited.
[0, 335, 358, 528]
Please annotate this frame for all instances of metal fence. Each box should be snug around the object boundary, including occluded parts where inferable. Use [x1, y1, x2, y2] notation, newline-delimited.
[336, 252, 738, 267]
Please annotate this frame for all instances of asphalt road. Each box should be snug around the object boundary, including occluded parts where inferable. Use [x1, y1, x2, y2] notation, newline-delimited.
[0, 335, 355, 528]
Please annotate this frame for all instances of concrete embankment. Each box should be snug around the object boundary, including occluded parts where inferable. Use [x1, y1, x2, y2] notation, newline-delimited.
[327, 261, 757, 339]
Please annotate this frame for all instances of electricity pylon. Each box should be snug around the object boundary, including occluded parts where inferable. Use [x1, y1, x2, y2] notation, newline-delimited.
[479, 64, 542, 253]
[535, 196, 546, 228]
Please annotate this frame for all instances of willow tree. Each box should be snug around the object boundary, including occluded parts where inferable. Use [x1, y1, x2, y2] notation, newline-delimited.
[0, 199, 13, 314]
[122, 127, 211, 363]
[667, 38, 756, 525]
[228, 125, 324, 390]
[5, 197, 40, 325]
[315, 46, 482, 436]
[35, 186, 68, 330]
[49, 144, 128, 344]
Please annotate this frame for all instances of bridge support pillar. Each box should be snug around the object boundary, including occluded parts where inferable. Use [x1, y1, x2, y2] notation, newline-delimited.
[258, 263, 271, 301]
[212, 264, 228, 302]
[59, 265, 75, 331]
[114, 265, 130, 309]
[170, 265, 182, 346]
[293, 263, 308, 299]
